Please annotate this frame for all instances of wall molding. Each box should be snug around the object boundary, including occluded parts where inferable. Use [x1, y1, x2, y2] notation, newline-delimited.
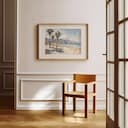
[2, 71, 14, 90]
[0, 66, 14, 69]
[19, 78, 69, 102]
[2, 0, 15, 63]
[16, 74, 106, 110]
[16, 73, 106, 82]
[17, 72, 73, 76]
[2, 0, 6, 62]
[0, 92, 13, 96]
[17, 72, 106, 76]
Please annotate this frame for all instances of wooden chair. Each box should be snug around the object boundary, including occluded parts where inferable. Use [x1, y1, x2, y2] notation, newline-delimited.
[62, 74, 96, 118]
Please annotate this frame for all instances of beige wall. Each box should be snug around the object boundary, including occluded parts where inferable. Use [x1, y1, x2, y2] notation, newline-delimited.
[16, 0, 106, 110]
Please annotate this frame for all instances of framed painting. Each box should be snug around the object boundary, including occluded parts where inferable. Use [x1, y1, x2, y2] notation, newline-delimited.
[37, 24, 88, 60]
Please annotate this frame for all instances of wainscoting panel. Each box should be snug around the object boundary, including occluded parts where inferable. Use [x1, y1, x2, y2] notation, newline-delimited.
[20, 79, 63, 101]
[16, 74, 106, 110]
[3, 71, 14, 90]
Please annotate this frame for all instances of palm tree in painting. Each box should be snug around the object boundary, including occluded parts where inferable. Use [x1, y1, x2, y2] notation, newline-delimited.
[47, 29, 54, 48]
[55, 31, 61, 50]
[51, 35, 55, 48]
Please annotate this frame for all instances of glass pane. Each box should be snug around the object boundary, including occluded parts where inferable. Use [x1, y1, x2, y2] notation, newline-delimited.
[119, 23, 124, 58]
[125, 0, 128, 18]
[119, 62, 124, 96]
[125, 101, 128, 128]
[107, 64, 109, 89]
[109, 34, 114, 61]
[107, 90, 110, 115]
[107, 5, 110, 32]
[107, 64, 110, 89]
[125, 62, 128, 99]
[107, 35, 110, 61]
[109, 0, 114, 31]
[109, 92, 114, 120]
[108, 64, 114, 90]
[118, 97, 124, 128]
[125, 21, 128, 58]
[119, 0, 124, 21]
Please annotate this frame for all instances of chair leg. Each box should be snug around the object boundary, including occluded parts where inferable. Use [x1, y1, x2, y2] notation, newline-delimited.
[93, 83, 96, 113]
[84, 85, 88, 118]
[73, 97, 76, 112]
[73, 82, 76, 112]
[62, 95, 66, 115]
[93, 96, 96, 113]
[62, 83, 66, 115]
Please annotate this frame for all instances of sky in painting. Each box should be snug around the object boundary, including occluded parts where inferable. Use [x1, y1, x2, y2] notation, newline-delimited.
[59, 29, 81, 42]
[45, 28, 81, 42]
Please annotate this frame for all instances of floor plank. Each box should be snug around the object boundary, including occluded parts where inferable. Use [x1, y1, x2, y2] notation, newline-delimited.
[0, 110, 106, 128]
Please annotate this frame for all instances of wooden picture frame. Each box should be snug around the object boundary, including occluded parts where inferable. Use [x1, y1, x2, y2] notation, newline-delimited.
[37, 24, 88, 60]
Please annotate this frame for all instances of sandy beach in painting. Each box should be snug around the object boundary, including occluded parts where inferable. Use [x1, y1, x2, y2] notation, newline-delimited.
[45, 41, 81, 55]
[63, 45, 81, 54]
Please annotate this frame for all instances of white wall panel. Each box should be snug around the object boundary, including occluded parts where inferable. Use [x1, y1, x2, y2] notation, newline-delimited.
[20, 79, 63, 101]
[17, 0, 106, 74]
[16, 0, 106, 110]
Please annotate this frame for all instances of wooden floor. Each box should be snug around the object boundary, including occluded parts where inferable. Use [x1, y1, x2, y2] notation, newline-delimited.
[0, 110, 106, 128]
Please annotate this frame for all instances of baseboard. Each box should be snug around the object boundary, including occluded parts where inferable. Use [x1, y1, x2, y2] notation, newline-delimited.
[16, 100, 106, 110]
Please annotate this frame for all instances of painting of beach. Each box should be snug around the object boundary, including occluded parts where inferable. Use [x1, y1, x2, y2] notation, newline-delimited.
[38, 24, 88, 60]
[45, 29, 81, 55]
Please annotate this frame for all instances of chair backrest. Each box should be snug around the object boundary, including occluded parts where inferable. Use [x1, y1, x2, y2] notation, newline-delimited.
[74, 74, 96, 83]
